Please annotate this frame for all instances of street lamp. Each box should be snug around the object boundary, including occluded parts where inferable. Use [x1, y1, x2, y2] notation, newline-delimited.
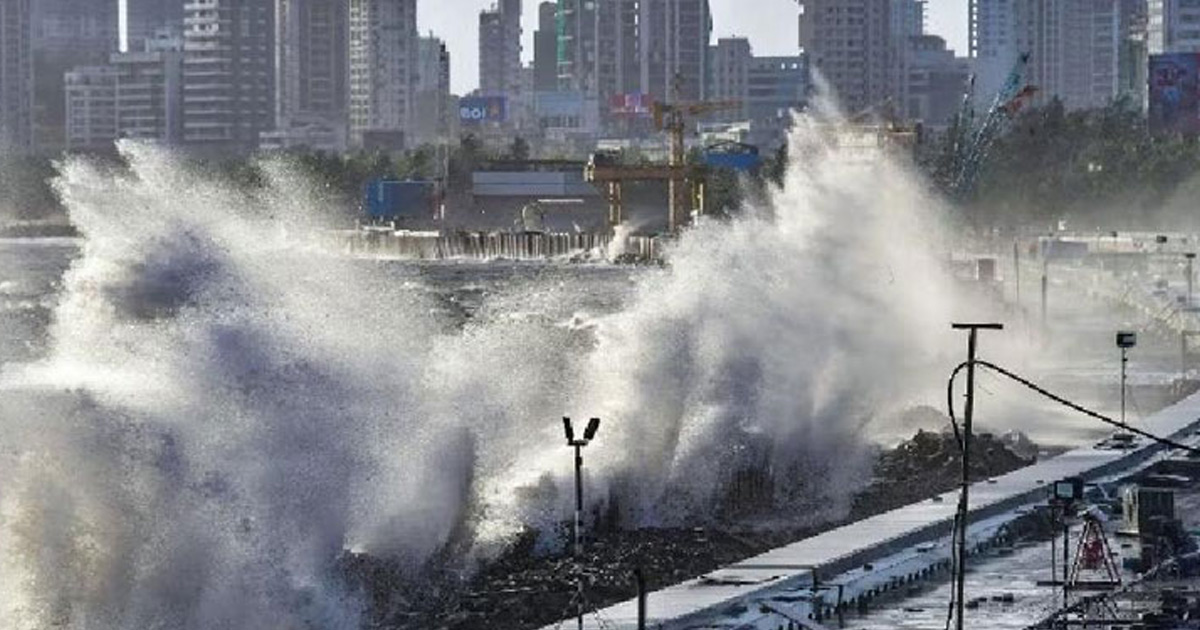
[1117, 331, 1137, 425]
[563, 416, 601, 630]
[1186, 253, 1195, 309]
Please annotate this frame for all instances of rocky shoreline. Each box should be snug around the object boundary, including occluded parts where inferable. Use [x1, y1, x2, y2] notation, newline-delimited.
[340, 427, 1036, 630]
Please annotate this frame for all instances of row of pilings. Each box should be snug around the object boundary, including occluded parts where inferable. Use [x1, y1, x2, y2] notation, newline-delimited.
[327, 229, 665, 263]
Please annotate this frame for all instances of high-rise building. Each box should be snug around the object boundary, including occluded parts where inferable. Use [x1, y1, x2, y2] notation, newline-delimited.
[1118, 0, 1147, 102]
[533, 1, 557, 92]
[709, 37, 753, 119]
[122, 0, 184, 53]
[478, 0, 522, 99]
[66, 27, 186, 150]
[708, 38, 808, 149]
[975, 0, 1119, 112]
[1148, 0, 1200, 53]
[32, 0, 119, 150]
[891, 0, 925, 118]
[114, 28, 185, 144]
[349, 0, 417, 150]
[971, 0, 1017, 104]
[412, 35, 451, 146]
[0, 0, 32, 151]
[906, 34, 969, 125]
[641, 0, 712, 102]
[556, 0, 641, 99]
[182, 0, 274, 152]
[799, 0, 894, 114]
[273, 0, 348, 148]
[552, 0, 710, 132]
[65, 64, 119, 150]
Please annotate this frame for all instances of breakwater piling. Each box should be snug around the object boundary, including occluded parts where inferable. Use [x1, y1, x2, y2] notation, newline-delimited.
[327, 229, 664, 262]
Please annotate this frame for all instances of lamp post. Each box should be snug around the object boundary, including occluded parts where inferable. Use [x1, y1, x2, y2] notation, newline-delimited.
[1186, 253, 1195, 309]
[563, 416, 601, 630]
[950, 322, 1004, 630]
[1117, 331, 1137, 425]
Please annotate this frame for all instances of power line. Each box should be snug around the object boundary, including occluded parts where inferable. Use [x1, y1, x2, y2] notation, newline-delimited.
[947, 359, 1200, 457]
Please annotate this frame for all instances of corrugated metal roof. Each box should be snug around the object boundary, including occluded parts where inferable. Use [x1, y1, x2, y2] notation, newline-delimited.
[472, 171, 599, 197]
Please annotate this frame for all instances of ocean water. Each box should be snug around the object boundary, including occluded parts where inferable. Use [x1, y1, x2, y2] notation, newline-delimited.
[0, 114, 1155, 629]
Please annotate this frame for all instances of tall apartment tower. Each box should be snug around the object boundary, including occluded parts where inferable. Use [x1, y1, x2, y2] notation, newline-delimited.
[32, 0, 119, 150]
[971, 0, 1017, 104]
[115, 29, 186, 144]
[1118, 0, 1147, 102]
[975, 0, 1119, 111]
[349, 0, 417, 149]
[412, 35, 450, 146]
[641, 0, 712, 102]
[891, 0, 924, 118]
[533, 1, 558, 92]
[182, 0, 274, 152]
[123, 0, 184, 52]
[275, 0, 348, 129]
[478, 0, 522, 98]
[556, 0, 641, 98]
[0, 0, 31, 151]
[64, 27, 185, 151]
[710, 37, 753, 119]
[799, 0, 894, 114]
[1149, 0, 1200, 53]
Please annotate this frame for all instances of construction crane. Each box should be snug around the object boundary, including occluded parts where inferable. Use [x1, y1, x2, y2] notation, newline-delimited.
[949, 52, 1037, 199]
[585, 77, 740, 233]
[653, 96, 740, 230]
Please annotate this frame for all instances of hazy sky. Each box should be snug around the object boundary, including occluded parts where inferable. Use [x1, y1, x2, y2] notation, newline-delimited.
[419, 0, 968, 95]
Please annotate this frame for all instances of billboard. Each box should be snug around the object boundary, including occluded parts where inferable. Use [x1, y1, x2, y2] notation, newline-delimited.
[610, 92, 652, 117]
[459, 96, 507, 125]
[1149, 53, 1200, 135]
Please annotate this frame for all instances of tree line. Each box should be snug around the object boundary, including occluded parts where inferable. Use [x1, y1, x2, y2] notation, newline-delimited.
[7, 104, 1200, 232]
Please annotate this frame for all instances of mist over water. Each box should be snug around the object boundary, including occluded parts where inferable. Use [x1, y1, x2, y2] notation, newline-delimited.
[0, 111, 962, 628]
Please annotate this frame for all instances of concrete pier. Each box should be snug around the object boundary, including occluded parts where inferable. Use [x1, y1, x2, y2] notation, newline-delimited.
[542, 389, 1200, 629]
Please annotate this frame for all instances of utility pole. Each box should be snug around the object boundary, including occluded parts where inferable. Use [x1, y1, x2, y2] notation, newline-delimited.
[950, 322, 1004, 630]
[563, 417, 601, 630]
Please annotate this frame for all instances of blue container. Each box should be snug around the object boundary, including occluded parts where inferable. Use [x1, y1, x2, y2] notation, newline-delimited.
[703, 142, 761, 172]
[365, 180, 435, 219]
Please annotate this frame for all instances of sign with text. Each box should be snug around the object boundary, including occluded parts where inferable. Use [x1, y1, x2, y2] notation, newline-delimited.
[459, 96, 507, 125]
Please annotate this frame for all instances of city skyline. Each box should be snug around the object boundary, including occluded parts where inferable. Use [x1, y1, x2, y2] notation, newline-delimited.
[421, 0, 967, 95]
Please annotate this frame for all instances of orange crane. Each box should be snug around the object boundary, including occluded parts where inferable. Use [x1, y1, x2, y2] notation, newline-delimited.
[586, 79, 740, 232]
[653, 97, 740, 230]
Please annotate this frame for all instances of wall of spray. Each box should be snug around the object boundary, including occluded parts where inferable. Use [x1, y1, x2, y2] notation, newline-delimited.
[0, 103, 968, 628]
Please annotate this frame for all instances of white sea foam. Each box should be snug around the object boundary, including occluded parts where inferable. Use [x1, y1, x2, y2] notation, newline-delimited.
[0, 105, 963, 627]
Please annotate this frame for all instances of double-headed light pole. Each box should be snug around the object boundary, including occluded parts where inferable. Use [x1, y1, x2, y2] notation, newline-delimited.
[563, 416, 601, 630]
[1117, 331, 1136, 424]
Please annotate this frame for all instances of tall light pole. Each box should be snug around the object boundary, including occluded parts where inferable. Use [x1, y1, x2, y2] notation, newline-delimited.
[1013, 240, 1021, 308]
[563, 416, 601, 630]
[1117, 331, 1137, 425]
[951, 322, 1004, 630]
[1186, 253, 1195, 309]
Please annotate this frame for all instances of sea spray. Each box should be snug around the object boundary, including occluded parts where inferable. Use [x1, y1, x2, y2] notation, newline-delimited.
[0, 106, 962, 627]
